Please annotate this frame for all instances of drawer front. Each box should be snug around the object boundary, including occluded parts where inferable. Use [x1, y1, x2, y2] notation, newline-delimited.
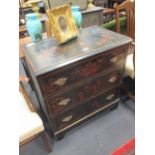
[54, 88, 119, 131]
[39, 46, 127, 97]
[46, 70, 121, 115]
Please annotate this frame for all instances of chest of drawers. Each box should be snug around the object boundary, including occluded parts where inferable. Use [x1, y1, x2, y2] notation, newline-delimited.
[23, 26, 132, 139]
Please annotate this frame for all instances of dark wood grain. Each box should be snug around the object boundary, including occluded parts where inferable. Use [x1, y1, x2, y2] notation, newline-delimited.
[114, 0, 135, 39]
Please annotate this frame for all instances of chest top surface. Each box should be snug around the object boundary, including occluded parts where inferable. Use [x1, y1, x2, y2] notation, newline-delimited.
[23, 26, 132, 76]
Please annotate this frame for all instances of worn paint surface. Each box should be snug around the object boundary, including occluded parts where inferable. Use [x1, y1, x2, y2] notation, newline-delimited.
[23, 26, 132, 76]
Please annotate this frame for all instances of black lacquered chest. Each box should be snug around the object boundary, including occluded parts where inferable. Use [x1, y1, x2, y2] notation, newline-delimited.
[23, 26, 132, 139]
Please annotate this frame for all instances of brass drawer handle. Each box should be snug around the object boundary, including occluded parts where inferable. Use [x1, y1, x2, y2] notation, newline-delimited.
[110, 56, 118, 63]
[62, 115, 73, 122]
[53, 77, 68, 86]
[108, 76, 117, 83]
[106, 94, 115, 100]
[58, 98, 71, 106]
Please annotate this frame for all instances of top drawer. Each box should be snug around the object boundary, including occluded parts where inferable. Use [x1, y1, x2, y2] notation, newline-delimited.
[38, 46, 127, 97]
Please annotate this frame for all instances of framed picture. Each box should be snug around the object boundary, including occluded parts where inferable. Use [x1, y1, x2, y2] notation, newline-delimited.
[47, 5, 79, 44]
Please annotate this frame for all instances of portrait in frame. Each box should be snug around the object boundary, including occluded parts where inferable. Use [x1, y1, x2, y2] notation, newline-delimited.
[46, 5, 79, 44]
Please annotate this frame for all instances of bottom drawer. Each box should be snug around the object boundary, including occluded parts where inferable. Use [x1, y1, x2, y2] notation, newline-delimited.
[54, 88, 119, 131]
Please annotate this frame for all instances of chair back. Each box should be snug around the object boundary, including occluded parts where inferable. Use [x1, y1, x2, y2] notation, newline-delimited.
[19, 76, 36, 112]
[114, 0, 135, 39]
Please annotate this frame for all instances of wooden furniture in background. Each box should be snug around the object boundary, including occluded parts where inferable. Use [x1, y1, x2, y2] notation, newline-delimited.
[23, 26, 132, 140]
[103, 8, 114, 14]
[103, 8, 115, 23]
[19, 76, 52, 152]
[114, 0, 135, 101]
[19, 25, 28, 38]
[114, 0, 135, 39]
[93, 0, 115, 23]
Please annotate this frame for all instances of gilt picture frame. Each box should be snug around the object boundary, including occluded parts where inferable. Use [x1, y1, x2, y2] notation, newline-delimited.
[46, 5, 79, 44]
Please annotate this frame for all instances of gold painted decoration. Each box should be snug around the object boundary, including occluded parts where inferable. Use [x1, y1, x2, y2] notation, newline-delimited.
[46, 5, 79, 44]
[110, 56, 118, 63]
[108, 76, 117, 83]
[62, 115, 73, 122]
[58, 98, 71, 106]
[106, 94, 115, 100]
[53, 77, 68, 86]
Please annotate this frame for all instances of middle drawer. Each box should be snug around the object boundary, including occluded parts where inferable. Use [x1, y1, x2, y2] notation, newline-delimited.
[45, 70, 121, 116]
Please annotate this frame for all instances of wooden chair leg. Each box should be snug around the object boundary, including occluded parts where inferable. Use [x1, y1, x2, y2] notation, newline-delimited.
[42, 132, 52, 152]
